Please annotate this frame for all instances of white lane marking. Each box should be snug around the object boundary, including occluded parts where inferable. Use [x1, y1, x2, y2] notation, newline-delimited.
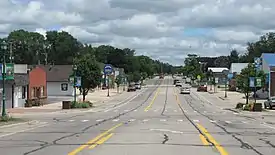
[165, 110, 168, 112]
[154, 109, 158, 112]
[124, 109, 129, 112]
[143, 119, 149, 122]
[134, 110, 137, 112]
[81, 120, 89, 122]
[210, 120, 217, 123]
[113, 110, 118, 112]
[113, 119, 119, 122]
[68, 120, 75, 122]
[104, 89, 147, 112]
[233, 112, 238, 115]
[194, 111, 198, 113]
[177, 119, 183, 122]
[174, 110, 177, 112]
[160, 119, 167, 122]
[242, 121, 247, 124]
[0, 122, 48, 138]
[150, 129, 183, 134]
[96, 119, 103, 122]
[193, 120, 199, 123]
[129, 119, 136, 122]
[261, 123, 275, 130]
[203, 111, 207, 113]
[225, 121, 232, 124]
[183, 110, 188, 113]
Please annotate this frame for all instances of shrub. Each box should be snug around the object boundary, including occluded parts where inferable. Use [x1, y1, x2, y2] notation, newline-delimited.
[70, 101, 93, 109]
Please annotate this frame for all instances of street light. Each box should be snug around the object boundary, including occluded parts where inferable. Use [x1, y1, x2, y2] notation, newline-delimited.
[222, 69, 229, 98]
[1, 40, 7, 117]
[73, 65, 77, 103]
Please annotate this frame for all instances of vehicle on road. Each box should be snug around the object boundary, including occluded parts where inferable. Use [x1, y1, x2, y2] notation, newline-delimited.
[135, 82, 141, 89]
[264, 96, 275, 109]
[197, 84, 207, 92]
[175, 81, 182, 87]
[180, 86, 191, 94]
[127, 83, 136, 92]
[173, 79, 179, 85]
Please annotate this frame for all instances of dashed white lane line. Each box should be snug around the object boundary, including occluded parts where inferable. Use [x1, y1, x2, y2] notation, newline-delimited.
[129, 119, 136, 122]
[174, 110, 177, 112]
[210, 120, 217, 123]
[160, 119, 167, 122]
[113, 119, 120, 122]
[194, 111, 198, 113]
[113, 110, 118, 112]
[225, 121, 232, 124]
[242, 121, 247, 124]
[193, 120, 199, 123]
[154, 109, 158, 112]
[143, 119, 149, 122]
[81, 120, 89, 122]
[233, 112, 238, 115]
[165, 110, 168, 112]
[68, 120, 75, 122]
[124, 109, 129, 112]
[177, 119, 183, 122]
[261, 123, 275, 130]
[134, 110, 137, 112]
[96, 119, 103, 122]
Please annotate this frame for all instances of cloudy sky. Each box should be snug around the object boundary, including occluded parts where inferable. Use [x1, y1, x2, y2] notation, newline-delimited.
[0, 0, 274, 65]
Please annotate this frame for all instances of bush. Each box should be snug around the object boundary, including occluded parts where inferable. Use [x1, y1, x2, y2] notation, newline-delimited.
[70, 101, 93, 109]
[236, 102, 245, 109]
[243, 102, 254, 111]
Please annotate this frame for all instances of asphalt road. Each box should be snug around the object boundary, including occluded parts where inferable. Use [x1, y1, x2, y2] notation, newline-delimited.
[1, 76, 275, 155]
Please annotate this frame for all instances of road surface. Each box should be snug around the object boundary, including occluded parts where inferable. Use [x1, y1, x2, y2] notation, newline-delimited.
[0, 76, 275, 155]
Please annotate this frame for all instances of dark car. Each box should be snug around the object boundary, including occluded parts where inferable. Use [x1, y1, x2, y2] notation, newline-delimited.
[197, 85, 207, 92]
[264, 97, 275, 109]
[127, 83, 136, 92]
[173, 79, 179, 85]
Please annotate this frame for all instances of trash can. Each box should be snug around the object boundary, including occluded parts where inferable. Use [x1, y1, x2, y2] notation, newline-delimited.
[62, 101, 71, 109]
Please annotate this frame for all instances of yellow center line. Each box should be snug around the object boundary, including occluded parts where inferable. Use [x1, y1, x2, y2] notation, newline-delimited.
[199, 134, 210, 146]
[197, 123, 229, 155]
[144, 87, 160, 112]
[68, 123, 122, 155]
[88, 133, 114, 149]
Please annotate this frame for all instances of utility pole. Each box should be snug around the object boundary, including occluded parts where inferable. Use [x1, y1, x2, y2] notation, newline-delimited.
[9, 42, 13, 63]
[1, 41, 7, 117]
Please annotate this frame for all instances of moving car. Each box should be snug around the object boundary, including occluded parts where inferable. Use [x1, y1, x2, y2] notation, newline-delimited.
[127, 83, 136, 92]
[135, 82, 141, 89]
[180, 86, 191, 94]
[175, 81, 182, 87]
[173, 79, 179, 85]
[264, 96, 275, 109]
[197, 85, 207, 92]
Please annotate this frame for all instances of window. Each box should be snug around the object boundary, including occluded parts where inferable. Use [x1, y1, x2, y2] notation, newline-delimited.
[61, 83, 68, 91]
[22, 86, 26, 99]
[41, 86, 44, 96]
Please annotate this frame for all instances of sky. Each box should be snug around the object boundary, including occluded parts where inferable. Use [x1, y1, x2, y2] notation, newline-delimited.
[0, 0, 274, 65]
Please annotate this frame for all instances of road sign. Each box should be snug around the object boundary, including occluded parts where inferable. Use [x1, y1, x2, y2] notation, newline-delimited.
[69, 76, 81, 87]
[227, 73, 233, 79]
[104, 64, 113, 75]
[0, 63, 14, 80]
[249, 77, 255, 87]
[256, 77, 262, 87]
[197, 75, 201, 81]
[254, 57, 262, 69]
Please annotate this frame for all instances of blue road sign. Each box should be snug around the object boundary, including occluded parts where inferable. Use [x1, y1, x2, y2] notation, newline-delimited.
[227, 73, 233, 80]
[76, 77, 81, 87]
[104, 64, 113, 75]
[254, 57, 262, 70]
[249, 77, 255, 87]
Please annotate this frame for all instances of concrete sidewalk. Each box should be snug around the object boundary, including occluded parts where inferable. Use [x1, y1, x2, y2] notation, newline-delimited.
[8, 86, 129, 115]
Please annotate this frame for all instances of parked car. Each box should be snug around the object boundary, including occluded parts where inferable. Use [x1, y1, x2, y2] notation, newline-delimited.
[197, 85, 207, 92]
[175, 81, 182, 87]
[264, 96, 275, 109]
[180, 86, 191, 94]
[127, 83, 136, 92]
[135, 82, 141, 89]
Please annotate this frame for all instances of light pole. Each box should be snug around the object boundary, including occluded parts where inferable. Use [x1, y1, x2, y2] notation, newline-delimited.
[222, 70, 229, 98]
[107, 75, 110, 97]
[1, 40, 7, 117]
[73, 65, 77, 103]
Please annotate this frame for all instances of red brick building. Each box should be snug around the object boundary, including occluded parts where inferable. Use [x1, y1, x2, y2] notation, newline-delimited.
[28, 66, 47, 99]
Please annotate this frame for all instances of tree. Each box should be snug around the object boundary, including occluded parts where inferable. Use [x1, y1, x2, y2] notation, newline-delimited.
[115, 75, 122, 93]
[236, 63, 265, 104]
[75, 55, 102, 101]
[183, 54, 203, 79]
[229, 49, 239, 63]
[214, 56, 230, 68]
[132, 72, 141, 82]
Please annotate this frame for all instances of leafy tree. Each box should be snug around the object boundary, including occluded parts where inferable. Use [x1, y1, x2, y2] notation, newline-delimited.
[236, 63, 265, 104]
[229, 49, 239, 63]
[183, 54, 203, 79]
[75, 54, 102, 101]
[214, 56, 230, 68]
[132, 71, 141, 82]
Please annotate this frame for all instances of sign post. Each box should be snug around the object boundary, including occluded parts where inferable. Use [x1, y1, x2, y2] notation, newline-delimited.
[104, 64, 113, 97]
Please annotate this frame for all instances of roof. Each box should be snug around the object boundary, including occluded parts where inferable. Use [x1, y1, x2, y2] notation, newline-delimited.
[230, 63, 249, 74]
[262, 53, 275, 66]
[208, 67, 228, 73]
[37, 65, 73, 82]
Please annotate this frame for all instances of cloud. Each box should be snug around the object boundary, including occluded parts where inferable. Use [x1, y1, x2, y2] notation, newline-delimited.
[0, 0, 274, 65]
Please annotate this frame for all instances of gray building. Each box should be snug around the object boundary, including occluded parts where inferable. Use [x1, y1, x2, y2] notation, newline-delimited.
[0, 64, 28, 109]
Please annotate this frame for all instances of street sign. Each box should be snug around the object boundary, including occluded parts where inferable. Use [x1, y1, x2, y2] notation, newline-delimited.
[256, 77, 262, 87]
[249, 77, 255, 87]
[254, 57, 262, 69]
[0, 63, 14, 80]
[69, 76, 81, 87]
[104, 64, 113, 75]
[227, 73, 233, 80]
[197, 75, 201, 81]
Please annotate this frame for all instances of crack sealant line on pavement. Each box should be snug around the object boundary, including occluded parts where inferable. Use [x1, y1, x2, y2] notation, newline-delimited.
[173, 87, 229, 155]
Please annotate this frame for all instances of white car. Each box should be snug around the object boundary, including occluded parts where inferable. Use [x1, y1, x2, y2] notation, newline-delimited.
[180, 87, 191, 94]
[175, 81, 182, 87]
